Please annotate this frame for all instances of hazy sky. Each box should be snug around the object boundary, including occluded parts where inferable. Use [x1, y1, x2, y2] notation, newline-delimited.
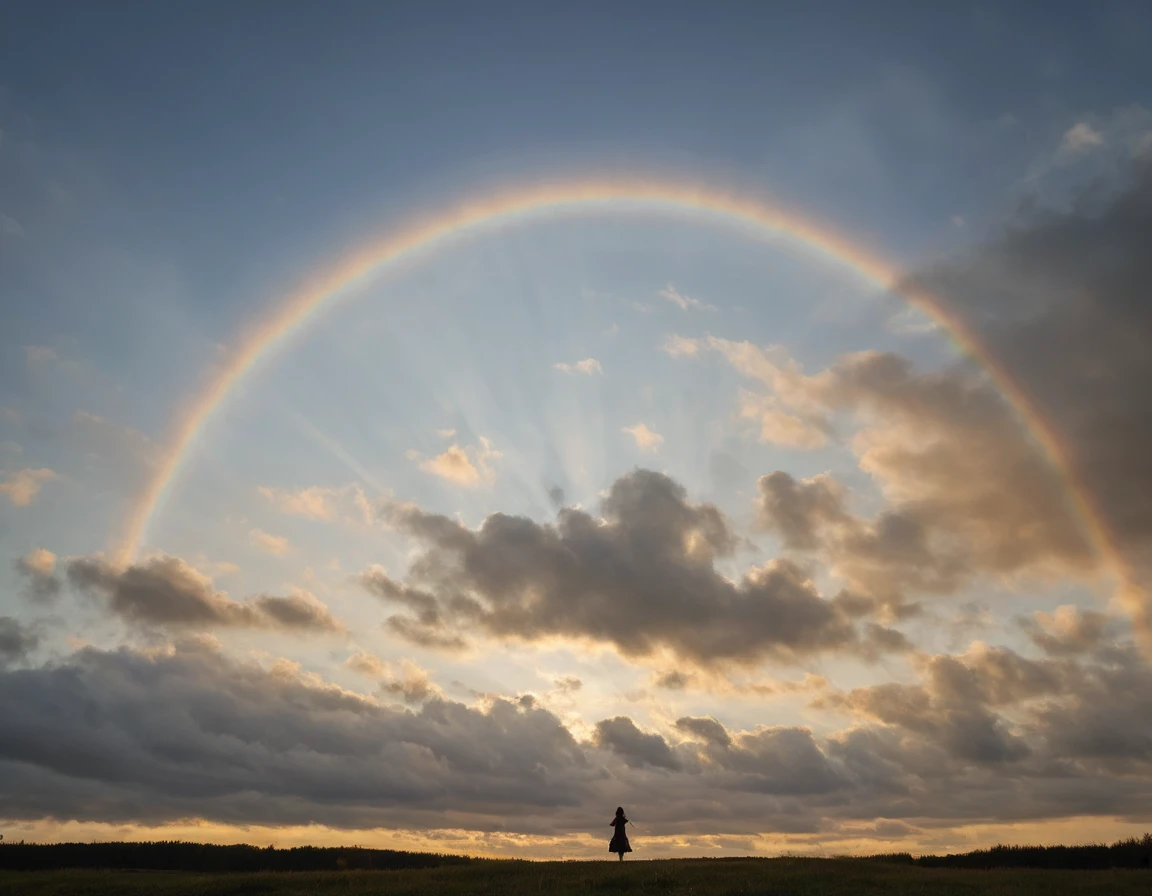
[3, 0, 1152, 858]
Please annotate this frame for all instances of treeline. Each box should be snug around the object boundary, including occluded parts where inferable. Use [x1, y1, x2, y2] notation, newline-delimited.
[866, 834, 1152, 870]
[0, 840, 476, 872]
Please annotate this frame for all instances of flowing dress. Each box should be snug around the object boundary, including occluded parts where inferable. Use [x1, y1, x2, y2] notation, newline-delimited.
[609, 816, 632, 854]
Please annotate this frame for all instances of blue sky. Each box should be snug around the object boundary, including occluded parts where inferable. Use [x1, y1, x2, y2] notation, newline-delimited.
[3, 0, 1152, 859]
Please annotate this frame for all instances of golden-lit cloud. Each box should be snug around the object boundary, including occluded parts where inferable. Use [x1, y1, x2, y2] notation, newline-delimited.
[658, 283, 717, 312]
[410, 437, 501, 487]
[553, 357, 603, 375]
[18, 547, 56, 576]
[248, 528, 292, 556]
[661, 334, 701, 357]
[0, 467, 56, 507]
[258, 483, 371, 525]
[622, 422, 664, 453]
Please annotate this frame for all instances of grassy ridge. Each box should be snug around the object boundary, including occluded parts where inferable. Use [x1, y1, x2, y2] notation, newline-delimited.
[0, 840, 472, 872]
[869, 834, 1152, 870]
[2, 858, 1150, 896]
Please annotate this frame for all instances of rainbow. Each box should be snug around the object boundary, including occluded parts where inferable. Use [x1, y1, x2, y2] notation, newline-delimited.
[112, 178, 1136, 613]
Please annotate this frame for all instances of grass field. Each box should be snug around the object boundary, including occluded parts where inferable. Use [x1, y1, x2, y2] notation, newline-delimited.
[3, 857, 1150, 896]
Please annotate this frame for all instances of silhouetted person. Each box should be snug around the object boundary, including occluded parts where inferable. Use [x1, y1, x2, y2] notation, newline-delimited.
[609, 806, 632, 860]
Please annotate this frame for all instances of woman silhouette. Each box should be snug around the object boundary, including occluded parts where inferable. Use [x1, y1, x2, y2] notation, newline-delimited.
[609, 806, 632, 860]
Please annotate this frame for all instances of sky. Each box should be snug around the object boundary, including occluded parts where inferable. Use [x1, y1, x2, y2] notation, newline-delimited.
[2, 0, 1152, 859]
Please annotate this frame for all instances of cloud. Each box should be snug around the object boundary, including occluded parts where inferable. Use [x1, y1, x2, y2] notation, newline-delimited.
[24, 346, 57, 365]
[249, 528, 292, 556]
[661, 334, 701, 357]
[622, 422, 664, 453]
[1020, 605, 1112, 657]
[886, 307, 941, 336]
[254, 590, 345, 633]
[258, 484, 371, 525]
[345, 651, 442, 703]
[14, 548, 61, 603]
[361, 470, 900, 667]
[757, 472, 849, 551]
[0, 641, 599, 831]
[6, 634, 1152, 842]
[658, 284, 717, 312]
[594, 717, 681, 770]
[553, 675, 582, 694]
[735, 390, 829, 448]
[680, 336, 1093, 599]
[410, 438, 501, 487]
[0, 617, 39, 666]
[379, 659, 442, 704]
[905, 160, 1152, 634]
[674, 716, 732, 748]
[0, 467, 56, 507]
[66, 555, 342, 633]
[1058, 122, 1105, 157]
[420, 446, 480, 485]
[553, 358, 603, 375]
[815, 639, 1152, 780]
[346, 650, 392, 678]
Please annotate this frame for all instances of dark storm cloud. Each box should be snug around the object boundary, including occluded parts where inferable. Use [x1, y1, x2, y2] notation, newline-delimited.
[6, 637, 1152, 835]
[0, 640, 596, 830]
[907, 159, 1152, 616]
[66, 555, 344, 633]
[362, 470, 908, 667]
[0, 616, 38, 665]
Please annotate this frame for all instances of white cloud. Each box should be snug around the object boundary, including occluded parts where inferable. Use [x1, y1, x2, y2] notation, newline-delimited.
[553, 358, 603, 376]
[887, 307, 941, 336]
[0, 467, 56, 507]
[658, 283, 717, 312]
[249, 528, 292, 556]
[622, 423, 664, 453]
[436, 428, 457, 438]
[1058, 122, 1105, 157]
